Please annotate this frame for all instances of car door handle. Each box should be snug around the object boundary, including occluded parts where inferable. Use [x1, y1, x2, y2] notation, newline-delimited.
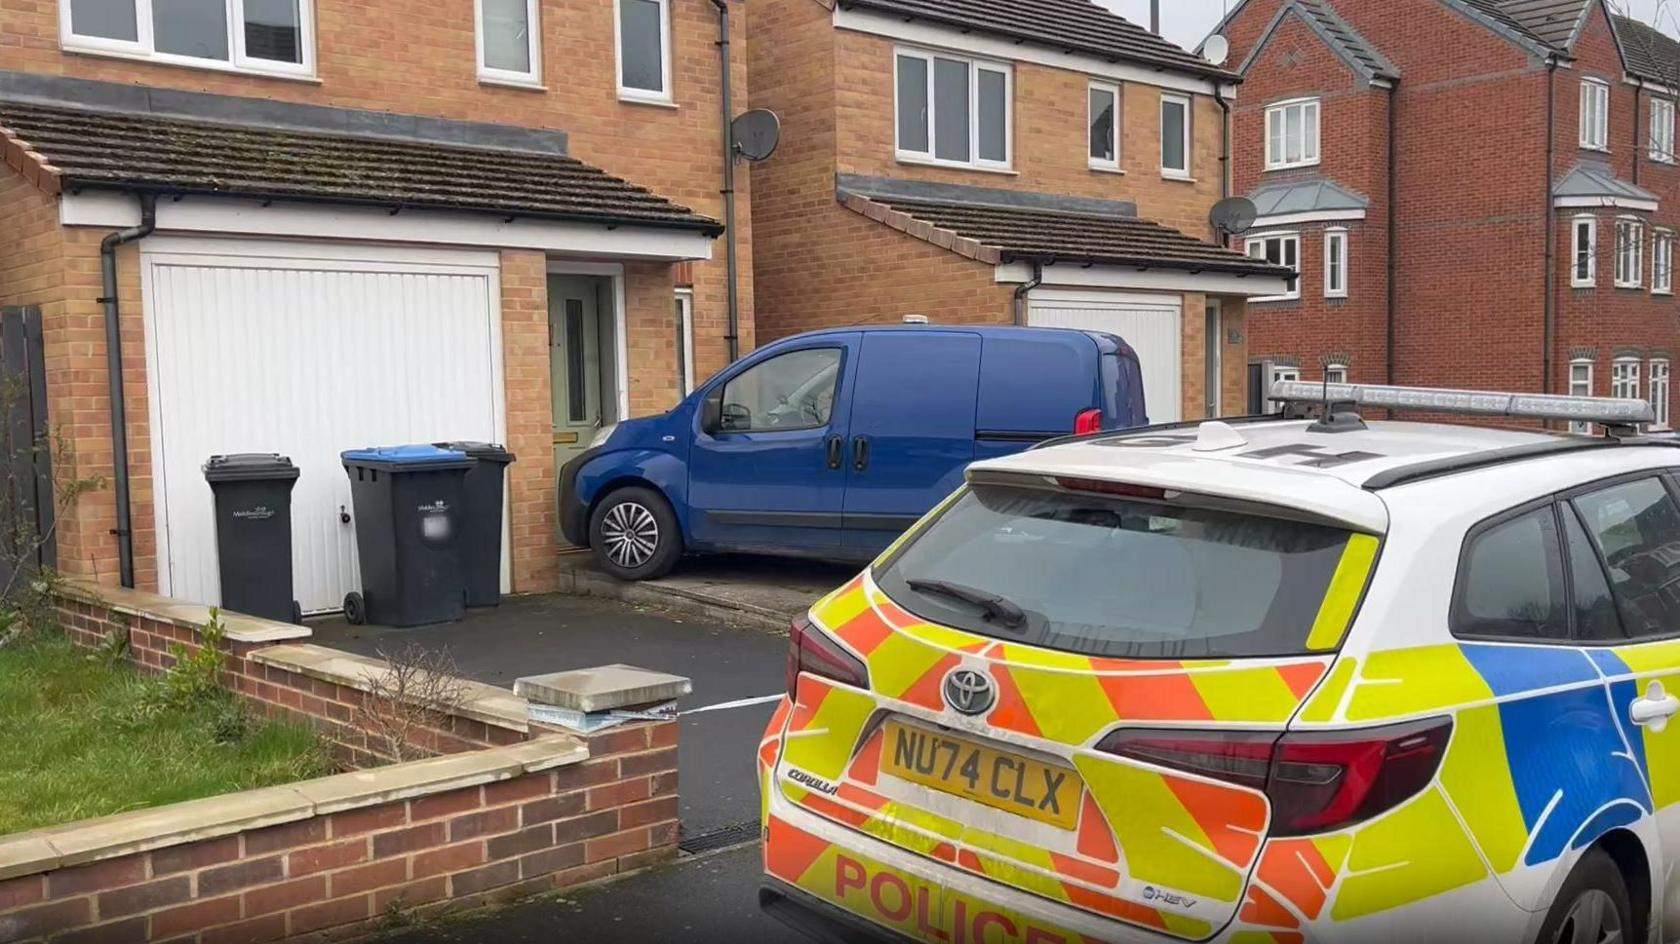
[1631, 681, 1680, 732]
[852, 436, 870, 473]
[825, 435, 843, 470]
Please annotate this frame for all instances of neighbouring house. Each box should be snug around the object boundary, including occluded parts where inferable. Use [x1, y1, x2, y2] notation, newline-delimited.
[1214, 0, 1680, 428]
[0, 0, 750, 612]
[747, 0, 1294, 426]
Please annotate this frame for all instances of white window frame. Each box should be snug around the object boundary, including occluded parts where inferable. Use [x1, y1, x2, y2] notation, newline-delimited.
[1581, 78, 1610, 151]
[1569, 359, 1594, 433]
[1160, 92, 1192, 179]
[60, 0, 316, 78]
[1324, 364, 1348, 385]
[1572, 215, 1598, 288]
[1656, 229, 1674, 296]
[893, 46, 1014, 171]
[1269, 365, 1300, 413]
[675, 288, 696, 396]
[475, 0, 542, 87]
[1245, 231, 1301, 302]
[1652, 359, 1671, 429]
[1612, 358, 1642, 403]
[1088, 80, 1121, 171]
[615, 0, 674, 104]
[1324, 227, 1348, 299]
[1616, 217, 1645, 289]
[1264, 97, 1321, 171]
[1653, 97, 1676, 163]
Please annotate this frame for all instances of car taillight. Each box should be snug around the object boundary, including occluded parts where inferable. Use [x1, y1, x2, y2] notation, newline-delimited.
[786, 616, 869, 698]
[1074, 408, 1104, 435]
[1094, 717, 1451, 837]
[1053, 477, 1168, 501]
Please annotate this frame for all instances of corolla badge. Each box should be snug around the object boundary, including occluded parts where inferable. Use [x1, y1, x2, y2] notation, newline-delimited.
[942, 668, 997, 716]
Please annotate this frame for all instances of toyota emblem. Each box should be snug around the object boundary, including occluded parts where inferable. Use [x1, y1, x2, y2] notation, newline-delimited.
[942, 669, 997, 716]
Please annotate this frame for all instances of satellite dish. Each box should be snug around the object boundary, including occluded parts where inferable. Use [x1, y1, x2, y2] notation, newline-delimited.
[1210, 196, 1258, 236]
[1203, 34, 1231, 67]
[731, 109, 781, 162]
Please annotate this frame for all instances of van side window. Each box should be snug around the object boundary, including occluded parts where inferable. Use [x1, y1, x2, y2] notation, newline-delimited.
[1453, 506, 1569, 641]
[718, 348, 841, 432]
[1571, 477, 1680, 640]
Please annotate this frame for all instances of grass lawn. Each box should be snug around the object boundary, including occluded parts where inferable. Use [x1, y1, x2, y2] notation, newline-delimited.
[0, 634, 333, 836]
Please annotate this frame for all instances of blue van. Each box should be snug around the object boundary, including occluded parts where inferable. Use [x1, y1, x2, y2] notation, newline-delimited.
[558, 325, 1147, 580]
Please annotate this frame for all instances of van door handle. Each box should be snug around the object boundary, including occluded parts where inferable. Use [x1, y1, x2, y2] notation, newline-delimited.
[825, 435, 843, 470]
[1632, 681, 1680, 732]
[852, 436, 870, 472]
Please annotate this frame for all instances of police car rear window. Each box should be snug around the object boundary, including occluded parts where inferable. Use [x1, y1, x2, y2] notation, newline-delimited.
[874, 483, 1362, 659]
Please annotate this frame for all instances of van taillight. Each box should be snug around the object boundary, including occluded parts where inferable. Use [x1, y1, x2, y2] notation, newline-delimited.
[1074, 408, 1104, 435]
[786, 616, 869, 698]
[1095, 717, 1452, 837]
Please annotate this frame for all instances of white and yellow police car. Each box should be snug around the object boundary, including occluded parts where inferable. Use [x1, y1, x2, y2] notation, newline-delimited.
[758, 382, 1680, 944]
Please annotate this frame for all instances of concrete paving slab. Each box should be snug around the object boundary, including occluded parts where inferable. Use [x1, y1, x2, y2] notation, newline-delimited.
[515, 664, 692, 713]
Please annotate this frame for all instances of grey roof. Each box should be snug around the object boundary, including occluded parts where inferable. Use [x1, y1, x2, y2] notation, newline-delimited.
[1614, 14, 1680, 81]
[837, 0, 1234, 81]
[1239, 0, 1398, 84]
[1248, 178, 1370, 218]
[1487, 0, 1592, 47]
[1553, 163, 1659, 203]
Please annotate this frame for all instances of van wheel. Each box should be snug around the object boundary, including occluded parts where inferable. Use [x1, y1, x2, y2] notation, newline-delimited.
[590, 486, 681, 581]
[1537, 848, 1632, 944]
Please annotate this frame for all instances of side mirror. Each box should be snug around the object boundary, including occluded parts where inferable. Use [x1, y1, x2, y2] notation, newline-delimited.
[700, 393, 722, 433]
[721, 403, 752, 431]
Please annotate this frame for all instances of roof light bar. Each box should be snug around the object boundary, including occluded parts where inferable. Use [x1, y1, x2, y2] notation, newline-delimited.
[1270, 381, 1655, 426]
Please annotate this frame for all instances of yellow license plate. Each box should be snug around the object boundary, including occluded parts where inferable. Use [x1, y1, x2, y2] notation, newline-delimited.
[881, 721, 1079, 829]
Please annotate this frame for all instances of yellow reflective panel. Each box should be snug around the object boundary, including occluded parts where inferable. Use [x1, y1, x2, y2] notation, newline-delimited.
[779, 685, 878, 783]
[1344, 645, 1494, 722]
[1005, 664, 1115, 746]
[1189, 666, 1300, 724]
[1609, 638, 1680, 674]
[1310, 833, 1352, 876]
[896, 620, 990, 652]
[1438, 705, 1527, 873]
[1306, 534, 1381, 651]
[1160, 913, 1215, 939]
[867, 632, 954, 702]
[1640, 672, 1680, 810]
[1331, 788, 1488, 921]
[995, 643, 1096, 673]
[1299, 657, 1357, 724]
[813, 583, 871, 630]
[1074, 754, 1243, 903]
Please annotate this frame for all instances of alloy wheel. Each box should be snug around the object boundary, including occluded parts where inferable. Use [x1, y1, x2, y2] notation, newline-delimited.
[1552, 889, 1623, 944]
[601, 501, 661, 569]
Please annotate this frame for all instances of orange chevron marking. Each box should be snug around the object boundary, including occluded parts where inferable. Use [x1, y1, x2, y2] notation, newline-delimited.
[766, 696, 791, 733]
[1257, 839, 1334, 920]
[1049, 851, 1120, 888]
[787, 678, 832, 732]
[836, 782, 889, 811]
[1276, 662, 1329, 701]
[1060, 883, 1168, 931]
[1164, 776, 1265, 866]
[1097, 671, 1212, 722]
[1090, 658, 1183, 674]
[765, 817, 831, 884]
[1076, 794, 1120, 863]
[758, 738, 779, 770]
[988, 663, 1044, 738]
[847, 729, 885, 787]
[933, 842, 957, 863]
[957, 849, 985, 873]
[899, 652, 963, 712]
[834, 607, 895, 657]
[798, 791, 873, 829]
[1240, 886, 1300, 929]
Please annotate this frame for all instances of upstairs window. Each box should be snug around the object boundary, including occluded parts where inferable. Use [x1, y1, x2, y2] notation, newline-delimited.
[62, 0, 313, 76]
[477, 0, 540, 85]
[1572, 216, 1598, 287]
[1324, 228, 1348, 298]
[894, 49, 1011, 169]
[1161, 93, 1191, 178]
[1265, 98, 1320, 170]
[1656, 229, 1674, 295]
[1654, 98, 1677, 163]
[1089, 81, 1120, 170]
[617, 0, 672, 103]
[1246, 232, 1300, 302]
[1616, 218, 1645, 288]
[1581, 78, 1610, 151]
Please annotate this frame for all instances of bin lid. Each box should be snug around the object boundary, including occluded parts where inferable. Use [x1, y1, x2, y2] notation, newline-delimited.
[341, 445, 475, 472]
[204, 453, 301, 483]
[433, 441, 516, 464]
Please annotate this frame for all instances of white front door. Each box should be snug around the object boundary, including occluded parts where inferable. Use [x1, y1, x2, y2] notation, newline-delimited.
[141, 237, 506, 614]
[1029, 290, 1184, 424]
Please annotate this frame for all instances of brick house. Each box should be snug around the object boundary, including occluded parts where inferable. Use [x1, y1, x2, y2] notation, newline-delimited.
[1213, 0, 1680, 427]
[0, 0, 750, 611]
[747, 0, 1294, 425]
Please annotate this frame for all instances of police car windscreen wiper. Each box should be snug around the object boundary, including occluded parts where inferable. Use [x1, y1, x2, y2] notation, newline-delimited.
[906, 578, 1026, 629]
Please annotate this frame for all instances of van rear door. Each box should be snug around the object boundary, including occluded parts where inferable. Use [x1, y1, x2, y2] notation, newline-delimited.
[839, 331, 981, 556]
[973, 332, 1103, 461]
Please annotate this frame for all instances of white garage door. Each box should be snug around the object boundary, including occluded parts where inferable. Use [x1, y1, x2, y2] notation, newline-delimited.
[1029, 290, 1183, 424]
[142, 237, 507, 615]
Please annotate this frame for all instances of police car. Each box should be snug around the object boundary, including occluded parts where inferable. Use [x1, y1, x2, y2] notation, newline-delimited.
[757, 382, 1680, 944]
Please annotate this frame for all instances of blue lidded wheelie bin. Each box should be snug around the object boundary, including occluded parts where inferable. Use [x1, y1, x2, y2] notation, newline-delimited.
[340, 445, 476, 627]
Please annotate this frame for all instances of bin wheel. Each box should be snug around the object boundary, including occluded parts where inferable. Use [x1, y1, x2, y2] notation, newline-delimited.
[291, 601, 304, 626]
[343, 592, 366, 625]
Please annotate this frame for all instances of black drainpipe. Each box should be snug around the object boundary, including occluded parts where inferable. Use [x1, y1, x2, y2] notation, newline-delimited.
[1012, 261, 1044, 325]
[100, 192, 157, 589]
[1386, 81, 1398, 386]
[1634, 77, 1645, 187]
[710, 0, 741, 363]
[1543, 56, 1559, 397]
[1215, 85, 1232, 244]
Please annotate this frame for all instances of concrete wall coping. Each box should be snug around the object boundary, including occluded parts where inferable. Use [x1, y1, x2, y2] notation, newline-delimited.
[249, 643, 531, 734]
[0, 735, 586, 881]
[58, 581, 313, 645]
[515, 664, 693, 713]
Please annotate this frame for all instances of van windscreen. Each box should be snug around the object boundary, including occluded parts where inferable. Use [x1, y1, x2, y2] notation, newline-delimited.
[874, 483, 1372, 659]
